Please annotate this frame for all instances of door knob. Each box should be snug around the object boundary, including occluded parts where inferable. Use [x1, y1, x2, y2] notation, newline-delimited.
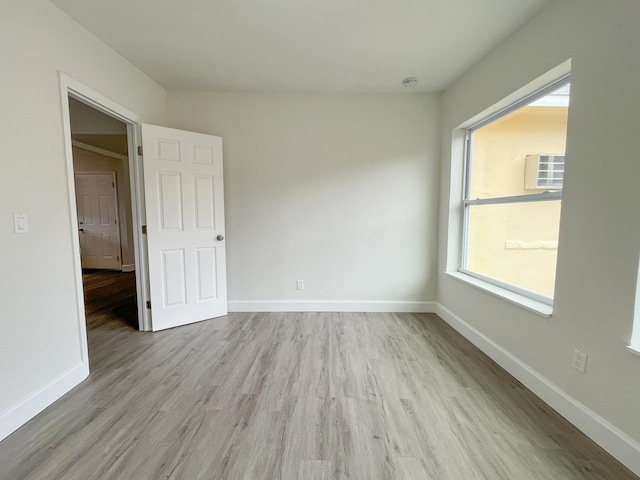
[78, 228, 84, 232]
[216, 234, 224, 241]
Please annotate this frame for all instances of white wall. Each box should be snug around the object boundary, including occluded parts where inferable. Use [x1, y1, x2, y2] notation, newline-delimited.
[438, 0, 640, 468]
[168, 93, 440, 310]
[0, 0, 166, 439]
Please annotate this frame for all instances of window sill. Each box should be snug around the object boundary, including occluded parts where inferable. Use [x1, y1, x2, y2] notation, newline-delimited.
[445, 271, 553, 318]
[626, 345, 640, 358]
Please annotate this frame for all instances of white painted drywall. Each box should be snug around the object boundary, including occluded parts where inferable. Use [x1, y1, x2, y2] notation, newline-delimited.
[167, 93, 440, 307]
[438, 0, 640, 449]
[0, 0, 165, 430]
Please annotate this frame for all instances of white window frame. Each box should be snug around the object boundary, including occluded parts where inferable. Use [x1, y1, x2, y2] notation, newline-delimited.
[627, 255, 640, 357]
[459, 74, 571, 307]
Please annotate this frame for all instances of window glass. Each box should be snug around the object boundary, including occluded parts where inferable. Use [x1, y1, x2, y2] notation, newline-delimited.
[466, 200, 561, 298]
[462, 80, 570, 301]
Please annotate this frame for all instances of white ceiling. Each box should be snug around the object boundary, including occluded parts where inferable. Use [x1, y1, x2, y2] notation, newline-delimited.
[51, 0, 549, 93]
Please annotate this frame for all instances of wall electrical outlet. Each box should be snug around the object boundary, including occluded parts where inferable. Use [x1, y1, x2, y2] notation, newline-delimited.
[573, 349, 588, 373]
[296, 280, 304, 290]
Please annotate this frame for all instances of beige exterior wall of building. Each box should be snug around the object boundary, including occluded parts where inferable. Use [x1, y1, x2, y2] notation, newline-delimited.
[467, 106, 568, 297]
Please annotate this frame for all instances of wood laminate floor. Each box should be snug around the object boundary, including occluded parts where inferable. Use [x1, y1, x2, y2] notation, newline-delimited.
[82, 269, 137, 330]
[0, 283, 637, 479]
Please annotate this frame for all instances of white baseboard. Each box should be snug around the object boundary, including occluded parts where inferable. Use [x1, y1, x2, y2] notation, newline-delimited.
[0, 362, 89, 442]
[121, 264, 135, 272]
[228, 300, 436, 313]
[434, 303, 640, 477]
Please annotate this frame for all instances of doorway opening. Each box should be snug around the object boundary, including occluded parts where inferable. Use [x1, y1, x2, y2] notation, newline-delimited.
[68, 97, 139, 332]
[61, 73, 153, 357]
[61, 74, 227, 344]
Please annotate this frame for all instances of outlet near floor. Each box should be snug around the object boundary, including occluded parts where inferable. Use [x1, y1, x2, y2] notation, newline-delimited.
[573, 349, 588, 373]
[296, 279, 304, 290]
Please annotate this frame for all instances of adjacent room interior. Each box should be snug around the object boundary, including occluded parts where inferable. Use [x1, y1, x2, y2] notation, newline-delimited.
[69, 98, 139, 332]
[1, 0, 639, 478]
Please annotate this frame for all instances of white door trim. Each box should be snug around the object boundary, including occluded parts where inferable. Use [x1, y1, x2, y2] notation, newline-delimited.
[59, 72, 152, 346]
[72, 140, 128, 161]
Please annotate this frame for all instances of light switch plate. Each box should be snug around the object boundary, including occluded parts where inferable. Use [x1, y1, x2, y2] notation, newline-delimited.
[13, 213, 28, 234]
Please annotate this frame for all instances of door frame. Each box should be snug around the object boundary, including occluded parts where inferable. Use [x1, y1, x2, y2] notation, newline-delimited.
[59, 73, 152, 346]
[74, 171, 122, 271]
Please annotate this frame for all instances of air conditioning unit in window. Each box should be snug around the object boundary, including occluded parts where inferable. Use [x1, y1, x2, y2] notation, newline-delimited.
[525, 154, 565, 190]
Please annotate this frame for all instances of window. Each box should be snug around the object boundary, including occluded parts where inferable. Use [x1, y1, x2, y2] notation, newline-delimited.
[525, 154, 565, 190]
[629, 255, 640, 356]
[460, 77, 571, 305]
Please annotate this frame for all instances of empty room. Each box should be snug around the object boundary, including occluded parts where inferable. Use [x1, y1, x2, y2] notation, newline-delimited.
[1, 0, 639, 478]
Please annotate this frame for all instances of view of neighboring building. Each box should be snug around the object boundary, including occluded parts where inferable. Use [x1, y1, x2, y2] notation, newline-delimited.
[465, 83, 570, 299]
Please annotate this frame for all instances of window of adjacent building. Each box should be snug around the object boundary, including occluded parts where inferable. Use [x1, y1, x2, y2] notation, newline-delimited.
[461, 77, 570, 304]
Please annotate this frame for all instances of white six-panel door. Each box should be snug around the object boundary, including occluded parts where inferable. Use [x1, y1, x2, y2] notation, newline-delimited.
[74, 172, 121, 270]
[141, 124, 227, 331]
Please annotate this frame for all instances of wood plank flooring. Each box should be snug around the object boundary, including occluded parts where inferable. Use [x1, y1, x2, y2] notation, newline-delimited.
[81, 269, 137, 330]
[0, 287, 637, 478]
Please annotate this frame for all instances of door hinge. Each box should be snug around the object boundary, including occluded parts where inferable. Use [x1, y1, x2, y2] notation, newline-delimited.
[142, 225, 147, 234]
[146, 300, 151, 309]
[115, 218, 117, 225]
[137, 146, 143, 156]
[117, 256, 120, 261]
[112, 181, 115, 188]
